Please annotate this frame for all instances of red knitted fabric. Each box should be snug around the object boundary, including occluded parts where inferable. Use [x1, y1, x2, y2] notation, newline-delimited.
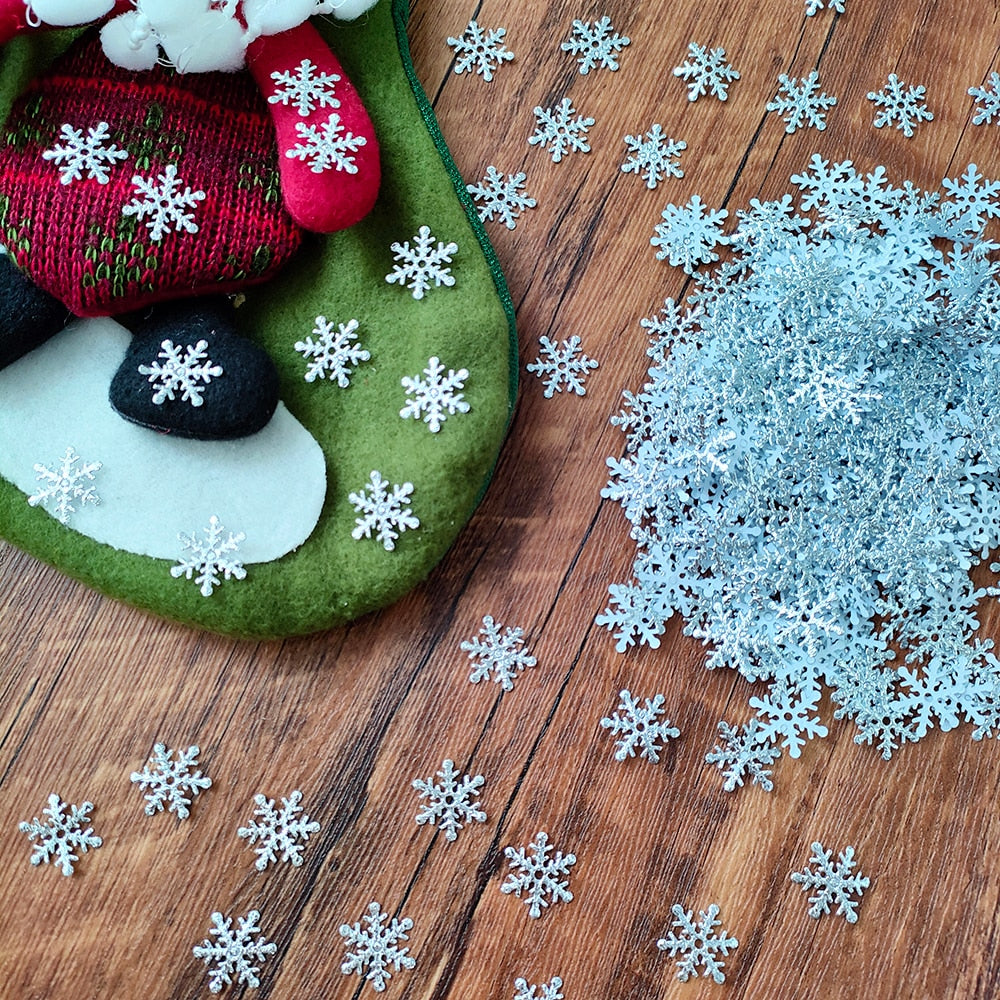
[0, 30, 303, 317]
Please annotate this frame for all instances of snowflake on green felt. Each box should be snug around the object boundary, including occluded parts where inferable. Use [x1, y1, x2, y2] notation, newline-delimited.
[600, 689, 680, 763]
[193, 910, 277, 994]
[400, 356, 470, 432]
[867, 74, 933, 137]
[386, 225, 458, 299]
[447, 21, 514, 81]
[791, 842, 869, 923]
[461, 615, 537, 691]
[651, 196, 728, 273]
[286, 112, 367, 174]
[340, 901, 416, 993]
[527, 335, 599, 397]
[27, 446, 101, 525]
[19, 793, 102, 876]
[269, 58, 341, 117]
[295, 316, 369, 386]
[502, 831, 576, 918]
[561, 16, 630, 75]
[122, 164, 206, 241]
[673, 43, 740, 101]
[349, 471, 419, 550]
[238, 790, 320, 870]
[656, 904, 738, 983]
[529, 98, 594, 163]
[766, 72, 837, 132]
[514, 976, 564, 1000]
[467, 166, 536, 230]
[42, 120, 128, 185]
[138, 338, 223, 407]
[130, 743, 211, 819]
[171, 515, 247, 597]
[970, 73, 1000, 125]
[621, 126, 685, 189]
[413, 759, 486, 842]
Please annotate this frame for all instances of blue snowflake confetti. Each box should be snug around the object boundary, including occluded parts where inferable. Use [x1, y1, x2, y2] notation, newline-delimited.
[560, 16, 630, 75]
[766, 72, 837, 132]
[529, 98, 595, 163]
[867, 73, 933, 137]
[621, 126, 685, 189]
[672, 42, 740, 102]
[650, 196, 728, 274]
[805, 0, 846, 14]
[791, 842, 870, 923]
[970, 72, 1000, 125]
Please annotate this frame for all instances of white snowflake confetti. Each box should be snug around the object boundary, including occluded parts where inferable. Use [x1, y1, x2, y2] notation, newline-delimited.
[791, 842, 870, 923]
[766, 72, 837, 133]
[27, 446, 101, 525]
[238, 790, 320, 871]
[940, 163, 1000, 232]
[130, 743, 211, 819]
[651, 196, 729, 274]
[19, 794, 102, 876]
[171, 515, 247, 597]
[705, 720, 781, 792]
[656, 904, 738, 984]
[867, 73, 933, 137]
[749, 678, 828, 758]
[970, 72, 1000, 126]
[600, 689, 680, 763]
[446, 20, 514, 81]
[122, 164, 206, 241]
[385, 225, 458, 300]
[501, 831, 576, 919]
[467, 166, 537, 230]
[526, 335, 599, 398]
[349, 470, 419, 551]
[137, 338, 223, 407]
[193, 910, 277, 994]
[528, 98, 595, 163]
[269, 58, 341, 116]
[621, 126, 686, 189]
[461, 614, 537, 691]
[560, 16, 630, 75]
[42, 120, 128, 185]
[672, 43, 740, 102]
[295, 316, 369, 386]
[340, 901, 416, 993]
[400, 356, 470, 433]
[514, 976, 564, 1000]
[805, 0, 846, 12]
[286, 112, 367, 174]
[413, 759, 486, 842]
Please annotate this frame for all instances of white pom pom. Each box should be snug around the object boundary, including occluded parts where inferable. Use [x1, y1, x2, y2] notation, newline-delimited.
[157, 12, 248, 73]
[28, 0, 113, 26]
[324, 0, 379, 21]
[243, 0, 317, 37]
[100, 13, 160, 71]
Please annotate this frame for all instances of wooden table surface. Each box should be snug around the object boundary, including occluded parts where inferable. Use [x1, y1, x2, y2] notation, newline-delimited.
[4, 1, 1000, 997]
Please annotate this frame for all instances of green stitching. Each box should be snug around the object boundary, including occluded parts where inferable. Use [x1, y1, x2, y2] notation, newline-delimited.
[220, 244, 275, 283]
[126, 102, 187, 172]
[236, 157, 282, 205]
[83, 215, 158, 297]
[4, 93, 48, 150]
[0, 193, 32, 263]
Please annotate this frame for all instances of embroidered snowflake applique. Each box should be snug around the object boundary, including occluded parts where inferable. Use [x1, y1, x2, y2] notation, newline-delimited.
[400, 356, 470, 433]
[527, 335, 599, 397]
[461, 614, 537, 691]
[672, 43, 740, 101]
[969, 72, 1000, 125]
[193, 910, 277, 994]
[514, 976, 564, 1000]
[705, 720, 781, 792]
[867, 73, 933, 137]
[295, 316, 369, 386]
[349, 470, 419, 551]
[42, 120, 128, 185]
[467, 166, 536, 230]
[27, 446, 101, 525]
[19, 793, 103, 876]
[386, 225, 458, 299]
[766, 72, 837, 133]
[446, 20, 514, 81]
[501, 831, 576, 919]
[657, 904, 738, 984]
[528, 98, 595, 163]
[339, 901, 416, 993]
[171, 515, 247, 597]
[122, 164, 206, 241]
[238, 790, 321, 871]
[138, 338, 223, 407]
[269, 58, 341, 116]
[805, 0, 846, 13]
[651, 196, 729, 273]
[130, 743, 212, 819]
[621, 126, 686, 189]
[413, 759, 486, 842]
[791, 842, 870, 923]
[286, 112, 367, 174]
[560, 16, 630, 75]
[600, 689, 680, 763]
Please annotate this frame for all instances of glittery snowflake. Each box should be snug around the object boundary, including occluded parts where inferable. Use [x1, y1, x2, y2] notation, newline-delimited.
[286, 112, 367, 174]
[514, 976, 564, 1000]
[805, 0, 846, 12]
[27, 446, 101, 525]
[656, 904, 738, 984]
[171, 515, 247, 597]
[446, 20, 514, 81]
[122, 164, 206, 241]
[349, 470, 419, 551]
[238, 790, 320, 871]
[528, 98, 594, 163]
[413, 759, 486, 842]
[137, 338, 223, 406]
[672, 43, 740, 101]
[651, 196, 729, 273]
[193, 910, 277, 994]
[791, 842, 869, 923]
[400, 356, 470, 432]
[467, 166, 536, 230]
[867, 73, 933, 137]
[269, 58, 341, 116]
[295, 316, 369, 386]
[501, 831, 576, 919]
[339, 901, 416, 993]
[600, 689, 680, 763]
[42, 120, 128, 185]
[969, 72, 1000, 125]
[130, 743, 212, 819]
[621, 126, 685, 189]
[461, 614, 537, 691]
[766, 72, 837, 132]
[385, 225, 458, 300]
[526, 335, 599, 397]
[560, 16, 630, 75]
[19, 794, 102, 876]
[705, 720, 781, 792]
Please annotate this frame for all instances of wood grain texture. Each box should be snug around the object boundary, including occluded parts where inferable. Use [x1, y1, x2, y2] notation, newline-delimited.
[3, 1, 1000, 997]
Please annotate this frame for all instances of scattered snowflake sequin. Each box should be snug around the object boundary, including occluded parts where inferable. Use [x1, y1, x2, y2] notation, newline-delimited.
[651, 196, 729, 273]
[867, 73, 933, 137]
[461, 614, 537, 691]
[766, 72, 837, 132]
[970, 72, 1000, 125]
[514, 976, 564, 1000]
[238, 790, 320, 870]
[122, 164, 206, 241]
[621, 126, 686, 189]
[400, 356, 470, 432]
[529, 99, 594, 163]
[600, 689, 680, 763]
[269, 58, 341, 116]
[673, 43, 740, 101]
[19, 794, 102, 876]
[130, 743, 211, 819]
[386, 226, 458, 299]
[43, 120, 127, 184]
[527, 336, 598, 397]
[193, 910, 277, 994]
[446, 21, 514, 81]
[138, 338, 223, 407]
[295, 316, 369, 386]
[791, 842, 869, 922]
[467, 166, 537, 230]
[657, 904, 738, 983]
[501, 831, 576, 918]
[349, 471, 419, 551]
[172, 515, 246, 597]
[413, 759, 486, 842]
[339, 901, 416, 993]
[286, 112, 367, 174]
[560, 16, 630, 75]
[27, 446, 101, 525]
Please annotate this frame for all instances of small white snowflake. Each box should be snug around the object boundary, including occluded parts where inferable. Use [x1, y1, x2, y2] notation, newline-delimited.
[193, 910, 277, 994]
[970, 72, 1000, 126]
[137, 338, 223, 407]
[705, 720, 781, 792]
[527, 335, 599, 398]
[749, 679, 828, 758]
[122, 164, 206, 241]
[766, 72, 837, 133]
[349, 471, 419, 551]
[446, 21, 514, 81]
[400, 356, 470, 433]
[501, 831, 576, 919]
[295, 316, 369, 386]
[413, 759, 486, 842]
[130, 743, 212, 819]
[805, 0, 846, 13]
[529, 98, 595, 163]
[940, 163, 1000, 232]
[514, 976, 564, 1000]
[238, 790, 321, 871]
[672, 43, 740, 101]
[467, 166, 537, 230]
[651, 195, 729, 273]
[656, 904, 738, 984]
[867, 73, 933, 137]
[27, 446, 101, 525]
[561, 16, 630, 75]
[791, 841, 870, 923]
[385, 225, 458, 300]
[171, 515, 247, 597]
[600, 689, 680, 763]
[286, 112, 367, 174]
[19, 793, 102, 876]
[621, 126, 686, 189]
[42, 121, 128, 185]
[461, 614, 537, 691]
[340, 901, 416, 993]
[269, 58, 341, 116]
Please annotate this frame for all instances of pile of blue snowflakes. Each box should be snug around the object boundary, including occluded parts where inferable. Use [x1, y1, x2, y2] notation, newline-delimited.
[599, 155, 1000, 787]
